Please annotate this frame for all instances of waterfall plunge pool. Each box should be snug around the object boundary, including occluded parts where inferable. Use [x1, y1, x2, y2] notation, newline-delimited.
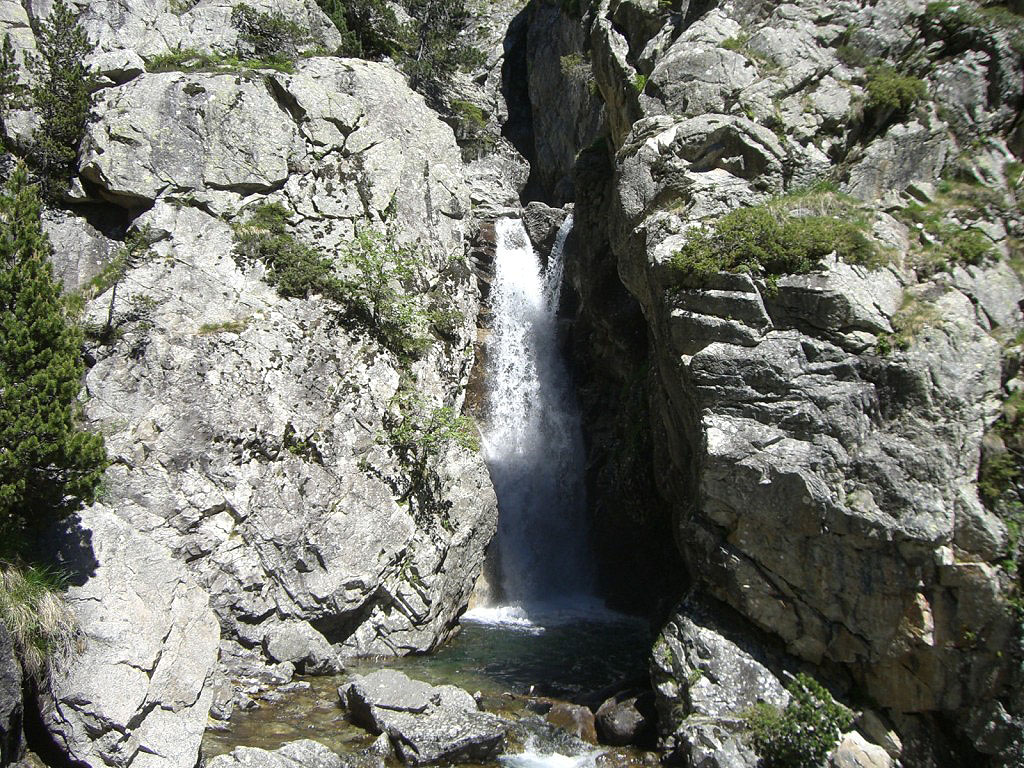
[201, 613, 654, 767]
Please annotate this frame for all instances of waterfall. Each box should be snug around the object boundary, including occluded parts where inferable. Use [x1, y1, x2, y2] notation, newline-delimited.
[475, 214, 596, 620]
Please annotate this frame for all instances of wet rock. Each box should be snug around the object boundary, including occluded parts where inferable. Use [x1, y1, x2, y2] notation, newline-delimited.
[595, 691, 655, 747]
[523, 202, 570, 259]
[545, 701, 597, 744]
[0, 623, 23, 765]
[44, 506, 220, 768]
[341, 670, 509, 766]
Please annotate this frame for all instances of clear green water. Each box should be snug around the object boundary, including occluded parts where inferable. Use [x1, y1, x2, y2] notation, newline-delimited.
[202, 616, 654, 765]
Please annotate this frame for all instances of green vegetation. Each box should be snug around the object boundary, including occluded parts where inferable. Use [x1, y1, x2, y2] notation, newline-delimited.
[896, 180, 999, 276]
[875, 293, 940, 354]
[338, 224, 434, 360]
[449, 98, 495, 159]
[79, 228, 154, 344]
[0, 562, 77, 678]
[315, 0, 406, 58]
[198, 318, 249, 335]
[0, 35, 24, 140]
[720, 33, 750, 52]
[923, 1, 1024, 54]
[632, 73, 647, 93]
[384, 390, 478, 529]
[233, 202, 345, 301]
[232, 204, 443, 361]
[836, 44, 871, 68]
[671, 185, 880, 285]
[145, 47, 297, 73]
[864, 64, 927, 115]
[27, 0, 95, 199]
[0, 163, 107, 543]
[745, 673, 854, 768]
[315, 0, 483, 101]
[400, 0, 484, 101]
[232, 4, 310, 61]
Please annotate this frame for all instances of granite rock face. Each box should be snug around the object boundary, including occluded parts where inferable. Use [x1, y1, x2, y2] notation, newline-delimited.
[76, 55, 496, 662]
[0, 624, 22, 766]
[0, 0, 499, 760]
[44, 506, 220, 768]
[542, 0, 1024, 763]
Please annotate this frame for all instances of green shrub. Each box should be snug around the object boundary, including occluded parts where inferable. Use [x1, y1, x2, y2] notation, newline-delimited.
[145, 47, 296, 73]
[0, 562, 77, 678]
[672, 189, 879, 283]
[233, 205, 438, 361]
[897, 185, 998, 275]
[232, 202, 345, 303]
[232, 4, 310, 60]
[0, 163, 107, 540]
[745, 673, 853, 768]
[633, 73, 647, 93]
[720, 33, 750, 52]
[449, 98, 494, 158]
[875, 293, 939, 354]
[28, 0, 96, 199]
[401, 0, 484, 103]
[337, 225, 433, 361]
[315, 0, 407, 58]
[383, 391, 479, 529]
[835, 44, 870, 68]
[864, 64, 927, 114]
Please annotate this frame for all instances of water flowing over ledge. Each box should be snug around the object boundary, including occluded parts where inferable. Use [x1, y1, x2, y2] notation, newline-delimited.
[478, 215, 598, 620]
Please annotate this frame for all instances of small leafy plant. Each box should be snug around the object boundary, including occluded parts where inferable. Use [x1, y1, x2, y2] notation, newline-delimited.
[745, 673, 853, 768]
[864, 64, 927, 115]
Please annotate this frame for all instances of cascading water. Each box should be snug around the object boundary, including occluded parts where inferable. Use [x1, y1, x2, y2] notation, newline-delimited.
[474, 214, 597, 620]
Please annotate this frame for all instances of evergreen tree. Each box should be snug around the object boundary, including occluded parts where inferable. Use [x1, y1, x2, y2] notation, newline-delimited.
[402, 0, 482, 102]
[0, 163, 106, 543]
[29, 0, 95, 199]
[315, 0, 406, 58]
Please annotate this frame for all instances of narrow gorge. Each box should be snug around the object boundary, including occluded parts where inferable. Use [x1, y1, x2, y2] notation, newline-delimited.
[0, 0, 1023, 767]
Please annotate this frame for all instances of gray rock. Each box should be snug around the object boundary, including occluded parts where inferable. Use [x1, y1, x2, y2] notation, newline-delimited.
[80, 71, 300, 207]
[44, 506, 220, 768]
[829, 732, 893, 768]
[0, 623, 23, 766]
[342, 670, 508, 766]
[263, 622, 342, 675]
[595, 692, 653, 747]
[207, 739, 344, 768]
[522, 202, 570, 259]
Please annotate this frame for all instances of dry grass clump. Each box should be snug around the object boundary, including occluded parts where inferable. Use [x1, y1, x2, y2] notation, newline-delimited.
[0, 562, 78, 679]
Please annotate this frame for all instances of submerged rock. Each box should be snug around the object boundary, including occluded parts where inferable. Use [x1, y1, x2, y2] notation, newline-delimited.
[341, 670, 509, 766]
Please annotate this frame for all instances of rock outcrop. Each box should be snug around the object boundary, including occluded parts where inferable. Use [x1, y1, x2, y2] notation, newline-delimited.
[525, 0, 1024, 763]
[0, 624, 22, 766]
[341, 670, 510, 766]
[0, 0, 499, 757]
[44, 506, 220, 768]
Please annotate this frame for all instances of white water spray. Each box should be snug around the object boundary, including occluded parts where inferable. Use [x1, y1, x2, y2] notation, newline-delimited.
[473, 215, 596, 619]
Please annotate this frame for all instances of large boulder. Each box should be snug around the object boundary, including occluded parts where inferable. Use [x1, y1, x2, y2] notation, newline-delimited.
[341, 670, 509, 766]
[43, 506, 220, 768]
[651, 593, 787, 768]
[73, 52, 494, 670]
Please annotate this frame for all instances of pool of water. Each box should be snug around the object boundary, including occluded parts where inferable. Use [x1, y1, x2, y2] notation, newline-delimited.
[202, 613, 654, 765]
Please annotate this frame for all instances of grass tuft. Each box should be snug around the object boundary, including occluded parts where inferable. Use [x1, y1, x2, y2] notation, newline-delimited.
[0, 562, 78, 679]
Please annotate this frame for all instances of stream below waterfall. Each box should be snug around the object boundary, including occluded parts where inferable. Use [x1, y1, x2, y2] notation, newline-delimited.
[201, 216, 655, 767]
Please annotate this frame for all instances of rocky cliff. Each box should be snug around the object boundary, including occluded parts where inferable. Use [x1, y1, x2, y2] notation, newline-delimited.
[1, 1, 499, 766]
[513, 0, 1024, 765]
[3, 0, 1024, 766]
